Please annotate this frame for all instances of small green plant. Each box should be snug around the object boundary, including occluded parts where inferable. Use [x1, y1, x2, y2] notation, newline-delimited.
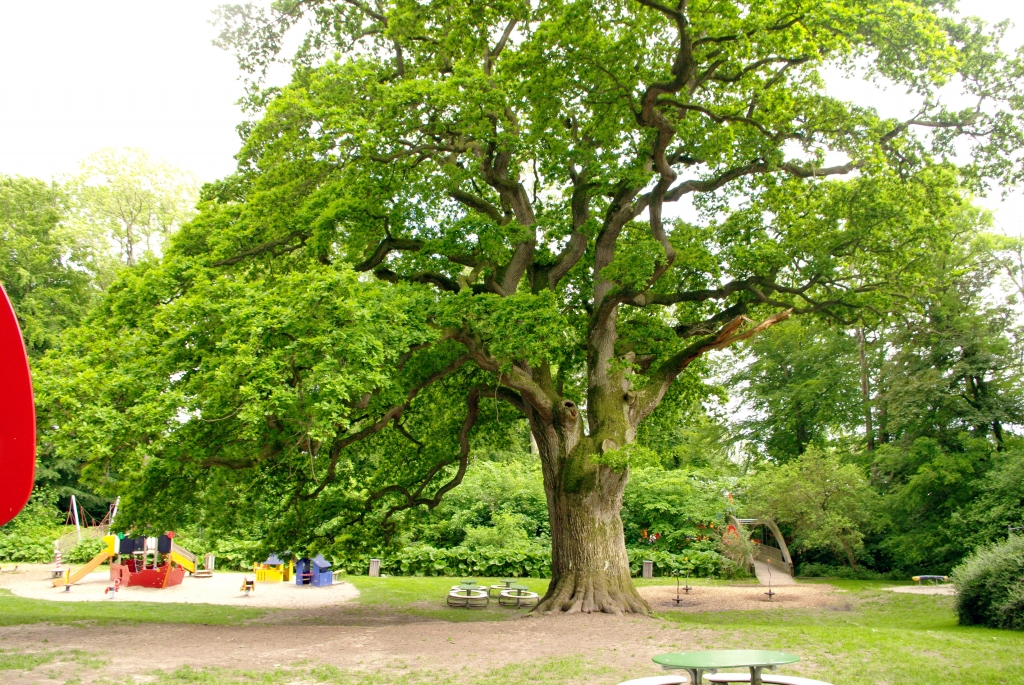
[952, 534, 1024, 630]
[66, 537, 106, 564]
[0, 492, 62, 563]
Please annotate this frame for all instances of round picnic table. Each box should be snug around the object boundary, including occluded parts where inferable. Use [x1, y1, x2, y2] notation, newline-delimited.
[489, 578, 519, 597]
[652, 650, 799, 685]
[447, 587, 488, 608]
[498, 583, 538, 608]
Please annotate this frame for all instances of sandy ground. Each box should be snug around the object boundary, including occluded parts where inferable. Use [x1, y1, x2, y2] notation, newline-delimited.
[5, 565, 358, 607]
[639, 582, 843, 612]
[887, 584, 957, 595]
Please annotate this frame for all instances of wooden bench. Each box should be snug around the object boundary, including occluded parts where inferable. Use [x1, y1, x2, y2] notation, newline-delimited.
[704, 673, 832, 685]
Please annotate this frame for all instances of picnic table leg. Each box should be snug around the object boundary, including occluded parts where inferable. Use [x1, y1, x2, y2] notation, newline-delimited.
[688, 668, 701, 684]
[750, 666, 763, 685]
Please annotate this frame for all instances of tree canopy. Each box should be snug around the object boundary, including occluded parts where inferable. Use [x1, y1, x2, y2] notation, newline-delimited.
[37, 0, 1024, 613]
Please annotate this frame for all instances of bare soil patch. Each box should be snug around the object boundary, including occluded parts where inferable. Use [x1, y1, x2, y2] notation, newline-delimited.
[639, 582, 842, 612]
[0, 611, 712, 685]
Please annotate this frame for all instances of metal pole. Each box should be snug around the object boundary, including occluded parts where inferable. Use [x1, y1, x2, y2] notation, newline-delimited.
[109, 496, 120, 526]
[70, 495, 81, 541]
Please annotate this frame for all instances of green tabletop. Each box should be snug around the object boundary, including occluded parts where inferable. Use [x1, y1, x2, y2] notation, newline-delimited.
[499, 578, 517, 584]
[509, 583, 529, 591]
[653, 650, 798, 685]
[654, 650, 798, 669]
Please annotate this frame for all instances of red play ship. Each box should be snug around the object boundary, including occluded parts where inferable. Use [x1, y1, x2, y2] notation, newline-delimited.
[108, 533, 196, 589]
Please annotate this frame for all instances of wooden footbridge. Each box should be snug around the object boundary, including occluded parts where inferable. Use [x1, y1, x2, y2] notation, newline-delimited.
[728, 515, 796, 584]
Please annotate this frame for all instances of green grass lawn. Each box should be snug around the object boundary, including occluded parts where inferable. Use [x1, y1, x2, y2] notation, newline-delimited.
[343, 575, 550, 622]
[0, 588, 265, 626]
[658, 580, 1024, 685]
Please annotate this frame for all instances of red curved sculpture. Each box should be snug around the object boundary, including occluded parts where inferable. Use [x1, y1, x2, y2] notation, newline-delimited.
[0, 283, 35, 526]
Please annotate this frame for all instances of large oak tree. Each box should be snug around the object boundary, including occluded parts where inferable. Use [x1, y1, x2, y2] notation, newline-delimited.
[44, 0, 1023, 613]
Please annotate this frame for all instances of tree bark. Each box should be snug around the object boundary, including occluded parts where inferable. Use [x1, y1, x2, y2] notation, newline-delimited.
[527, 401, 649, 614]
[856, 328, 875, 451]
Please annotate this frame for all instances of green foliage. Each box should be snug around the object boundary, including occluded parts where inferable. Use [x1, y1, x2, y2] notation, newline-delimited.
[746, 448, 883, 567]
[732, 318, 862, 461]
[949, 444, 1024, 550]
[0, 175, 98, 358]
[66, 537, 106, 564]
[403, 458, 549, 549]
[333, 542, 552, 578]
[626, 548, 730, 578]
[0, 493, 61, 563]
[952, 535, 1024, 630]
[621, 468, 731, 551]
[64, 148, 199, 267]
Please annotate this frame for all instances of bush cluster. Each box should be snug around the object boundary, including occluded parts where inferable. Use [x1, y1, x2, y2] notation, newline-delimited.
[0, 496, 62, 563]
[952, 535, 1024, 631]
[327, 544, 731, 579]
[626, 548, 731, 577]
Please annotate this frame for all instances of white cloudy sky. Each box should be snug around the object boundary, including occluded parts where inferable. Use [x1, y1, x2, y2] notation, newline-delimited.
[2, 0, 1023, 230]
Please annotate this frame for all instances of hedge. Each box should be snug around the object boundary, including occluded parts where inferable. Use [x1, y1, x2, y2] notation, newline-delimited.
[952, 534, 1024, 630]
[329, 544, 730, 578]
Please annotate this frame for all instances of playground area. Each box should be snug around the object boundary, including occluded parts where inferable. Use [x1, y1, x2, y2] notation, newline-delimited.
[2, 564, 359, 608]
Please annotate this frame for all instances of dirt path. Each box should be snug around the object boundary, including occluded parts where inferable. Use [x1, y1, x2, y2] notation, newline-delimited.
[0, 610, 715, 684]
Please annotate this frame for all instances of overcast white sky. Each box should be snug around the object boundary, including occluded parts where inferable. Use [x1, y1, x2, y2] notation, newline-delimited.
[2, 0, 1023, 230]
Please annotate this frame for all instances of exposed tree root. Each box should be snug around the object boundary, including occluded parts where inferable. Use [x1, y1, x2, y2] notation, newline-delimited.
[534, 573, 651, 615]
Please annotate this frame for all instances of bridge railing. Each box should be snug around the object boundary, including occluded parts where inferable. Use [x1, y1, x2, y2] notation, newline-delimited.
[752, 542, 792, 575]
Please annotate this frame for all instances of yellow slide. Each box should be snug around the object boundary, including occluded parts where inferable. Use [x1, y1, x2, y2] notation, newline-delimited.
[52, 551, 111, 586]
[52, 535, 117, 587]
[170, 542, 196, 574]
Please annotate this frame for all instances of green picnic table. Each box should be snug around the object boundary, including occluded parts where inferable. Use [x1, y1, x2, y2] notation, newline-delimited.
[447, 584, 489, 608]
[653, 650, 799, 685]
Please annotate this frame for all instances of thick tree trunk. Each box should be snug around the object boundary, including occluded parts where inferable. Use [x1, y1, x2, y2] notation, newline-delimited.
[528, 402, 649, 614]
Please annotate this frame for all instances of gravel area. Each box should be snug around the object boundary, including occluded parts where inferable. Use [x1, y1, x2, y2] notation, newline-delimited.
[639, 582, 843, 612]
[4, 564, 358, 607]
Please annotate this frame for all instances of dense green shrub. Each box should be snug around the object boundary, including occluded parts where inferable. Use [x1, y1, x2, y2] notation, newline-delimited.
[626, 548, 731, 577]
[329, 544, 731, 579]
[156, 532, 262, 571]
[0, 495, 62, 562]
[408, 458, 549, 548]
[66, 537, 106, 563]
[331, 542, 553, 578]
[952, 535, 1024, 630]
[621, 468, 732, 552]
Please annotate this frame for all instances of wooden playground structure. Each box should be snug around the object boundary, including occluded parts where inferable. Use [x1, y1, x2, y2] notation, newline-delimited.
[727, 515, 795, 579]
